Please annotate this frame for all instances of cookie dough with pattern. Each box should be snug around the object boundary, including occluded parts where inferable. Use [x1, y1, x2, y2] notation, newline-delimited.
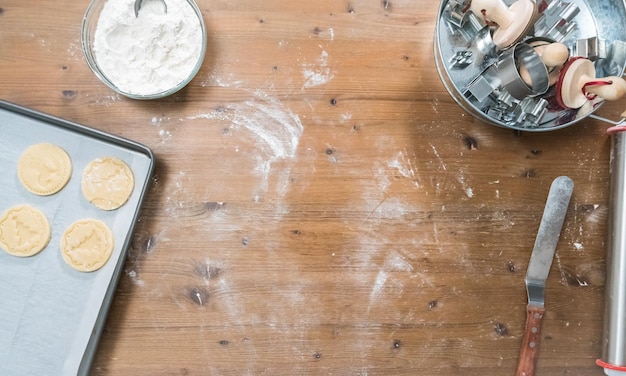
[18, 143, 72, 196]
[60, 218, 114, 272]
[0, 204, 51, 257]
[81, 157, 134, 211]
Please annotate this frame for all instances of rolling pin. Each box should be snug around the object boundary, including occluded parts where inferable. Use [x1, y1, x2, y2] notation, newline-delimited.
[598, 111, 626, 376]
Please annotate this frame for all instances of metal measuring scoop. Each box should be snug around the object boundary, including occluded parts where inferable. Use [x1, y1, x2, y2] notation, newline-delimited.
[134, 0, 167, 17]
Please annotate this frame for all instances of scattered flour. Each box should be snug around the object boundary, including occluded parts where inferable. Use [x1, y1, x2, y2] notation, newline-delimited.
[92, 0, 204, 96]
[85, 92, 122, 107]
[126, 269, 145, 286]
[302, 50, 334, 88]
[188, 79, 303, 197]
[151, 116, 173, 143]
[367, 250, 432, 313]
[366, 196, 413, 221]
[66, 40, 84, 61]
[430, 144, 447, 171]
[456, 174, 474, 198]
[386, 150, 421, 189]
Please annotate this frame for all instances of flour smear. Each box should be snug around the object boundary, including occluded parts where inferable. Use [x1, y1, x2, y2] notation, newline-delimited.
[190, 76, 303, 196]
[302, 50, 334, 88]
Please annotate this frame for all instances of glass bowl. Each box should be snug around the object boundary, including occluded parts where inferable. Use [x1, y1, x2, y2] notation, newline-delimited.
[81, 0, 207, 100]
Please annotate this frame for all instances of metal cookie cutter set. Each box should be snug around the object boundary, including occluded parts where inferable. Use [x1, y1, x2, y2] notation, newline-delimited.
[434, 0, 626, 131]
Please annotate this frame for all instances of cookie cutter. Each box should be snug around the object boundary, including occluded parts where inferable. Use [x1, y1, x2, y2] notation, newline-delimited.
[498, 41, 550, 99]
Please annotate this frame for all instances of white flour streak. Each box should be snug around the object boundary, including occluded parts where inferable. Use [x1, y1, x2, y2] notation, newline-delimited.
[386, 251, 414, 273]
[202, 73, 245, 89]
[84, 92, 122, 107]
[236, 98, 302, 160]
[431, 97, 440, 114]
[369, 271, 388, 304]
[368, 251, 419, 312]
[430, 144, 447, 171]
[386, 150, 420, 189]
[585, 204, 605, 224]
[188, 88, 303, 196]
[375, 164, 391, 192]
[302, 50, 334, 88]
[457, 175, 474, 198]
[387, 152, 414, 179]
[215, 277, 244, 319]
[162, 171, 196, 217]
[375, 197, 410, 219]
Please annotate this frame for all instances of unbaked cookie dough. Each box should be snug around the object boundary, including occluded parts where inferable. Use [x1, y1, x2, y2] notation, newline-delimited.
[18, 143, 72, 196]
[0, 205, 51, 257]
[60, 219, 114, 272]
[81, 157, 134, 211]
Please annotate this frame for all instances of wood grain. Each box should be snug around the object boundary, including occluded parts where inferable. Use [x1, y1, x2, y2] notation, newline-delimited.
[0, 0, 617, 375]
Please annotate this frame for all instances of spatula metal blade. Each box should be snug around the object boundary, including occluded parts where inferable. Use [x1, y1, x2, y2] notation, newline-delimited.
[525, 175, 574, 307]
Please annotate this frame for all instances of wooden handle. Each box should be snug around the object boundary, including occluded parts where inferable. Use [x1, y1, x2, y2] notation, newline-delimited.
[515, 305, 546, 376]
[539, 43, 569, 68]
[470, 0, 514, 28]
[520, 42, 569, 87]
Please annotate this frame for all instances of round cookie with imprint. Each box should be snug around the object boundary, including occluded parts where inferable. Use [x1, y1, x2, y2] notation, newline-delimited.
[82, 157, 135, 210]
[0, 204, 51, 257]
[61, 218, 114, 272]
[18, 143, 72, 196]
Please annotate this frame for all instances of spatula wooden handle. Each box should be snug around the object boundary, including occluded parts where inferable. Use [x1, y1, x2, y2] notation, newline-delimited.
[516, 305, 546, 376]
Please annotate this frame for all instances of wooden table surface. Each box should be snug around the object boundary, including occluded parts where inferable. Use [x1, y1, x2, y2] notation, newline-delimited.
[1, 0, 623, 375]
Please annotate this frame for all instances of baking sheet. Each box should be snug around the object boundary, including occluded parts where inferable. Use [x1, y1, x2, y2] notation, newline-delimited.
[0, 100, 154, 376]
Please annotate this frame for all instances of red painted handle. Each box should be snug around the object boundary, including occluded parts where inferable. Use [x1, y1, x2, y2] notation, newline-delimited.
[515, 305, 546, 376]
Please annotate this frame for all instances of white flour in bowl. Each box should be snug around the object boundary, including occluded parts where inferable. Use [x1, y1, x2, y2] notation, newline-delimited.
[93, 0, 204, 97]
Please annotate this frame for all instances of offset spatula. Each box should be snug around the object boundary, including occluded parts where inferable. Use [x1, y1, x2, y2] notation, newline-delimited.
[515, 176, 574, 376]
